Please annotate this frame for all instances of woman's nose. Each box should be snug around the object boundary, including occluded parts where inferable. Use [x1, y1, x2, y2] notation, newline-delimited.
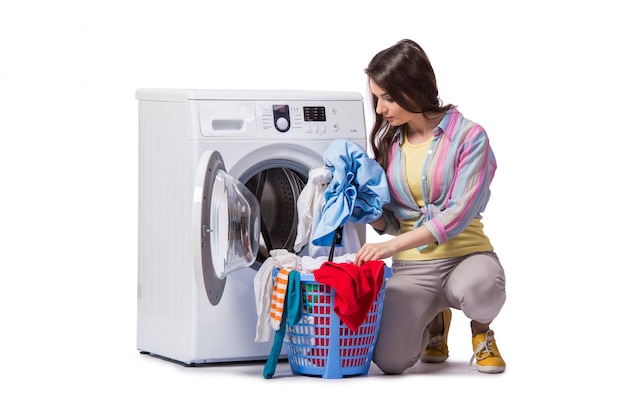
[376, 102, 385, 114]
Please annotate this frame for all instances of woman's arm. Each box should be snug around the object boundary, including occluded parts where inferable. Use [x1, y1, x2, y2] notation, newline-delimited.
[354, 225, 436, 266]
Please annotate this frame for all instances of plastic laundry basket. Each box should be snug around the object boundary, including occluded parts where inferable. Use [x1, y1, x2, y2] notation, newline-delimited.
[283, 269, 389, 379]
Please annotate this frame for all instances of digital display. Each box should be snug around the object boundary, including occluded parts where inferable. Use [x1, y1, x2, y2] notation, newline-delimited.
[303, 106, 326, 122]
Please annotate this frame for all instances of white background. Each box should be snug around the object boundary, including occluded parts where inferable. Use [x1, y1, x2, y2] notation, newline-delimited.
[1, 1, 624, 416]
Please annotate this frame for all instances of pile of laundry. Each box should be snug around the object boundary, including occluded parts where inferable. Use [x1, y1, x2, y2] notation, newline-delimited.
[257, 250, 387, 378]
[255, 139, 390, 379]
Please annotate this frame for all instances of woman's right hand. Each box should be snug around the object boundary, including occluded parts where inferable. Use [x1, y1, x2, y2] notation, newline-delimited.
[354, 241, 395, 266]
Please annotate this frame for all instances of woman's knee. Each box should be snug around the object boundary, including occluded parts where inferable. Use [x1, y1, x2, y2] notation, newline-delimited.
[373, 352, 416, 375]
[448, 253, 506, 323]
[372, 323, 430, 375]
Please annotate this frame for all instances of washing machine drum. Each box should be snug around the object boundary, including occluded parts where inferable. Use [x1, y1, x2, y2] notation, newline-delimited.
[198, 152, 306, 306]
[245, 167, 305, 266]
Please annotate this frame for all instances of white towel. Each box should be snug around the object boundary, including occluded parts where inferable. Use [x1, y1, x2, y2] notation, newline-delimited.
[253, 249, 301, 342]
[293, 166, 332, 253]
[300, 253, 357, 273]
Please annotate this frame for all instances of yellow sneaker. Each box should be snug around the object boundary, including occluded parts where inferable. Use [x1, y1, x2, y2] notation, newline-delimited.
[421, 308, 452, 363]
[470, 330, 506, 373]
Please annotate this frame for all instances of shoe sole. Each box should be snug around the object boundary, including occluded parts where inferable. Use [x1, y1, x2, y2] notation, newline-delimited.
[421, 355, 449, 363]
[476, 365, 506, 374]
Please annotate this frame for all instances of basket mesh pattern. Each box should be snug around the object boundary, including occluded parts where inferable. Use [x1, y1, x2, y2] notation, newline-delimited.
[284, 277, 385, 378]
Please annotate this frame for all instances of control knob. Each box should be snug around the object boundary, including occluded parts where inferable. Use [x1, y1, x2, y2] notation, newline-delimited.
[275, 116, 289, 132]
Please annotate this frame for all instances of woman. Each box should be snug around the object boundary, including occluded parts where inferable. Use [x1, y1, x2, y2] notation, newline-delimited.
[354, 39, 506, 374]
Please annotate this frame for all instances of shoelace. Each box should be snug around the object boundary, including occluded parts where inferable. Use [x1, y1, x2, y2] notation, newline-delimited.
[427, 335, 445, 351]
[469, 330, 496, 366]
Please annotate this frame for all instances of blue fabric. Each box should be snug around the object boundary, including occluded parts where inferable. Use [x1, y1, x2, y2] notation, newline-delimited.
[263, 270, 301, 379]
[311, 139, 390, 247]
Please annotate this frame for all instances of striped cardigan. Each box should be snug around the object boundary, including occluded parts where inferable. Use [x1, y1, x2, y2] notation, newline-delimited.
[384, 107, 497, 246]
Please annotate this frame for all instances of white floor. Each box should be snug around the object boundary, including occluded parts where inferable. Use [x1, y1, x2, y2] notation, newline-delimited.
[125, 329, 618, 417]
[26, 315, 613, 418]
[3, 280, 623, 418]
[1, 275, 622, 418]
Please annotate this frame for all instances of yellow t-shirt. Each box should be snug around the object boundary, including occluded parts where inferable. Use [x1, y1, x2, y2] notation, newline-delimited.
[394, 134, 493, 261]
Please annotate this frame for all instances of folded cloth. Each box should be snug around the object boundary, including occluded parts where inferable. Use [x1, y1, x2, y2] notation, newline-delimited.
[311, 139, 389, 247]
[313, 260, 386, 332]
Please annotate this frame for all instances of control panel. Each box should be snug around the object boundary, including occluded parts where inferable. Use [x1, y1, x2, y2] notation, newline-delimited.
[258, 100, 364, 139]
[197, 98, 365, 140]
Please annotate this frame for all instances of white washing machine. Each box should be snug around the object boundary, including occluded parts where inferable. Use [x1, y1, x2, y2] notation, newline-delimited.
[136, 89, 367, 365]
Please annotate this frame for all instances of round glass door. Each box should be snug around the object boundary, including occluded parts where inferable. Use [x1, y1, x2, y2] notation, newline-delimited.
[196, 151, 260, 305]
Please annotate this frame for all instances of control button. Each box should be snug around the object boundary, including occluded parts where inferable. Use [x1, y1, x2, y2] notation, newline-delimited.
[320, 125, 327, 133]
[275, 117, 289, 132]
[272, 104, 291, 132]
[332, 123, 339, 132]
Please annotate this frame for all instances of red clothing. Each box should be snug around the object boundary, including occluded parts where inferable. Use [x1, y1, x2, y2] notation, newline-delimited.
[313, 260, 386, 332]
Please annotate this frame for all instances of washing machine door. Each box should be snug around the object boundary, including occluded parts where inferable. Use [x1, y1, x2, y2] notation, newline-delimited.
[193, 150, 261, 305]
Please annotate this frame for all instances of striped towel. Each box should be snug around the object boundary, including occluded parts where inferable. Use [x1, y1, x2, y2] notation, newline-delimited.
[270, 268, 291, 330]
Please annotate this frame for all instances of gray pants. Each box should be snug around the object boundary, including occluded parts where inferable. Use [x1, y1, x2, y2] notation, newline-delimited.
[372, 251, 506, 374]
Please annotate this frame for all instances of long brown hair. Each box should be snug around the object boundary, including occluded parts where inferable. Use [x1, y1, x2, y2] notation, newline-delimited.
[365, 39, 452, 169]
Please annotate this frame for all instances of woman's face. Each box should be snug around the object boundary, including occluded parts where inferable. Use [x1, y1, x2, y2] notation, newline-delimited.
[369, 79, 415, 127]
